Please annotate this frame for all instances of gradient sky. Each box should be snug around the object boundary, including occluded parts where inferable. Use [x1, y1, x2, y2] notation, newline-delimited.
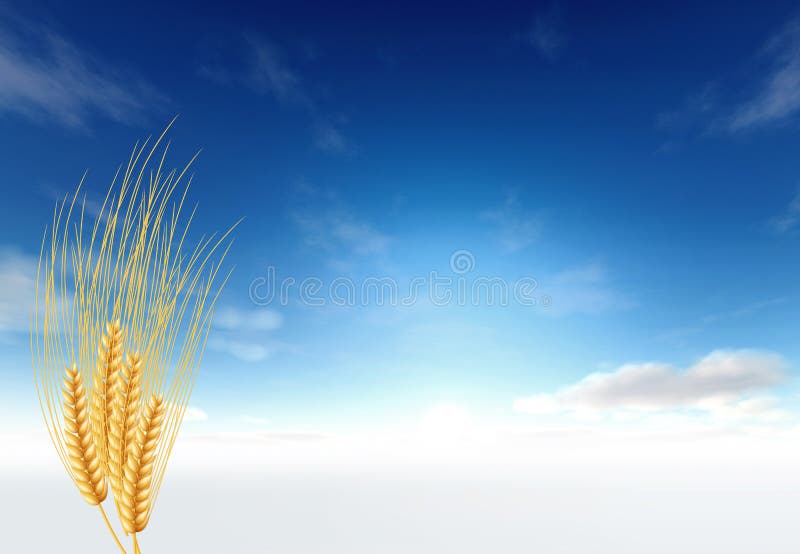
[2, 0, 800, 438]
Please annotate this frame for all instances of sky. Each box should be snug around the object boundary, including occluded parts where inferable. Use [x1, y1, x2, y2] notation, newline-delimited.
[2, 0, 800, 458]
[6, 2, 800, 552]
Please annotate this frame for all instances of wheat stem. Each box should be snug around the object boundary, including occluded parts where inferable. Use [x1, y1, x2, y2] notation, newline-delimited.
[132, 533, 141, 554]
[99, 504, 127, 554]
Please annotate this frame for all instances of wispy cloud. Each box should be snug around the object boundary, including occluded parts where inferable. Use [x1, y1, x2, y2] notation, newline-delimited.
[36, 183, 107, 221]
[208, 336, 276, 363]
[214, 307, 283, 332]
[528, 4, 567, 63]
[659, 18, 800, 141]
[540, 262, 633, 316]
[728, 19, 800, 132]
[480, 190, 541, 253]
[0, 14, 165, 129]
[0, 248, 37, 333]
[655, 296, 790, 344]
[198, 33, 350, 153]
[209, 306, 285, 362]
[701, 296, 790, 323]
[239, 415, 270, 426]
[313, 120, 351, 153]
[291, 184, 390, 258]
[514, 349, 788, 421]
[655, 84, 718, 135]
[768, 190, 800, 233]
[183, 407, 209, 422]
[246, 38, 304, 103]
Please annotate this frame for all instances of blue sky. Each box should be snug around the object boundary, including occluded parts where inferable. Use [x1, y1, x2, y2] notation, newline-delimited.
[2, 0, 800, 435]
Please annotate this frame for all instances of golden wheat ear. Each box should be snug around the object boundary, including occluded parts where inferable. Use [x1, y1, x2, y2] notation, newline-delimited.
[120, 394, 165, 534]
[92, 320, 123, 473]
[63, 365, 108, 505]
[109, 353, 144, 505]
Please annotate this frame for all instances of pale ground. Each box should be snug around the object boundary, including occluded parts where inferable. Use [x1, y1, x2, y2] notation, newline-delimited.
[4, 429, 800, 553]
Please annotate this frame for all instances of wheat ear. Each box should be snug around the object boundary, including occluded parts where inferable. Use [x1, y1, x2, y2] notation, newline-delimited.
[109, 353, 144, 504]
[92, 320, 123, 472]
[63, 365, 108, 505]
[121, 394, 165, 534]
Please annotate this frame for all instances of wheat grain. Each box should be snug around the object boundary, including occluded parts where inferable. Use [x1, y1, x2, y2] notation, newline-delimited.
[109, 352, 144, 504]
[63, 365, 108, 505]
[120, 394, 165, 534]
[92, 320, 123, 473]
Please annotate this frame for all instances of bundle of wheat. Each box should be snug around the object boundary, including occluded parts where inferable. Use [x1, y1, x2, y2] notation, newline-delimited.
[32, 120, 237, 553]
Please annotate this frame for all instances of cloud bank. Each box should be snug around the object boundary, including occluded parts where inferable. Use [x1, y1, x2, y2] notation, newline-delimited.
[514, 349, 788, 419]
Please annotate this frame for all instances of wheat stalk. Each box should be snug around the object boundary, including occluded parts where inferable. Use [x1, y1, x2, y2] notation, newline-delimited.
[62, 364, 107, 505]
[120, 394, 165, 535]
[32, 120, 237, 553]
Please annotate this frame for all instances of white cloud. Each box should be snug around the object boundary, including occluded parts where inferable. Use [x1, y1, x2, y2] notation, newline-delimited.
[768, 191, 800, 233]
[0, 248, 37, 333]
[729, 19, 800, 132]
[0, 17, 164, 128]
[183, 406, 209, 422]
[214, 307, 283, 332]
[514, 350, 788, 419]
[480, 190, 541, 253]
[697, 396, 789, 423]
